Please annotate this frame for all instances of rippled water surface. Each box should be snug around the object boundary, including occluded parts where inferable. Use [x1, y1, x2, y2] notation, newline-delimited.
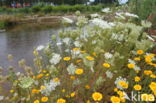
[0, 23, 61, 74]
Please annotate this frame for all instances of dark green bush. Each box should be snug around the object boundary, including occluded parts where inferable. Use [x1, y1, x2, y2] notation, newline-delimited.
[31, 6, 41, 13]
[42, 5, 53, 13]
[130, 0, 156, 19]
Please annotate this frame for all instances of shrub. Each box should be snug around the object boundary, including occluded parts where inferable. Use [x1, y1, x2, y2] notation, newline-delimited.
[31, 6, 41, 13]
[130, 0, 156, 20]
[42, 5, 53, 13]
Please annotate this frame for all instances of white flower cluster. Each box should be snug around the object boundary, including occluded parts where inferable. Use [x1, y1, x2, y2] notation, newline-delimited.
[101, 8, 111, 13]
[36, 45, 45, 51]
[104, 52, 113, 59]
[115, 76, 128, 90]
[90, 18, 113, 29]
[62, 17, 74, 24]
[41, 80, 60, 96]
[49, 53, 62, 65]
[128, 59, 141, 71]
[67, 63, 77, 75]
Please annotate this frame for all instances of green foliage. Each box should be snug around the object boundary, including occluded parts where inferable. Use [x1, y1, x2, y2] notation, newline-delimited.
[31, 6, 41, 13]
[42, 5, 53, 13]
[130, 0, 156, 19]
[0, 4, 109, 14]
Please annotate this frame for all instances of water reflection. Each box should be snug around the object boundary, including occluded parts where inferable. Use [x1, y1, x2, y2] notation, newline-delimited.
[0, 23, 60, 74]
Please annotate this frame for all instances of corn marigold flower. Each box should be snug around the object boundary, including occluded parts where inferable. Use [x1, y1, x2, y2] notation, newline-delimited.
[53, 78, 60, 82]
[150, 74, 156, 78]
[75, 68, 84, 75]
[134, 57, 141, 61]
[72, 48, 80, 51]
[41, 97, 48, 102]
[40, 85, 46, 91]
[57, 98, 66, 103]
[63, 57, 71, 61]
[115, 77, 128, 90]
[134, 84, 142, 91]
[61, 89, 65, 93]
[110, 96, 120, 103]
[86, 56, 94, 61]
[103, 63, 111, 68]
[36, 74, 44, 79]
[114, 88, 118, 92]
[117, 90, 124, 97]
[32, 89, 40, 94]
[70, 92, 76, 97]
[137, 50, 144, 55]
[10, 89, 14, 93]
[127, 64, 135, 69]
[144, 70, 152, 75]
[70, 75, 76, 80]
[34, 100, 40, 103]
[80, 50, 86, 53]
[85, 85, 91, 89]
[92, 92, 103, 101]
[134, 76, 141, 82]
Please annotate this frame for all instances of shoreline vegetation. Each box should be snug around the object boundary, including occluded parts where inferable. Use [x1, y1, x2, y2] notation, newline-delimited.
[0, 4, 111, 30]
[0, 5, 156, 103]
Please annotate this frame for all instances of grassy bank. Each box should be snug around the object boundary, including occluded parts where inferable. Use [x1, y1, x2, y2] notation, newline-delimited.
[0, 15, 20, 29]
[0, 4, 112, 14]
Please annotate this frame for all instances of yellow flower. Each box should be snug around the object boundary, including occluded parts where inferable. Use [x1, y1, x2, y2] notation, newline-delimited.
[42, 70, 47, 73]
[114, 88, 118, 92]
[45, 73, 49, 77]
[34, 100, 40, 103]
[127, 64, 135, 69]
[118, 81, 128, 89]
[86, 100, 91, 103]
[57, 98, 66, 103]
[144, 56, 152, 63]
[134, 76, 141, 82]
[110, 96, 121, 103]
[72, 48, 80, 51]
[63, 57, 71, 61]
[92, 52, 97, 56]
[134, 84, 142, 91]
[120, 97, 126, 102]
[149, 82, 156, 92]
[75, 68, 84, 75]
[76, 59, 82, 63]
[33, 50, 39, 56]
[53, 78, 60, 82]
[32, 89, 40, 94]
[10, 89, 14, 93]
[144, 70, 152, 75]
[92, 92, 103, 101]
[103, 63, 111, 68]
[137, 50, 144, 55]
[40, 85, 46, 90]
[85, 85, 91, 89]
[70, 75, 76, 80]
[86, 56, 94, 61]
[150, 74, 156, 78]
[62, 89, 65, 93]
[134, 57, 141, 61]
[117, 91, 124, 97]
[36, 74, 44, 79]
[80, 50, 86, 53]
[41, 97, 48, 102]
[70, 92, 75, 97]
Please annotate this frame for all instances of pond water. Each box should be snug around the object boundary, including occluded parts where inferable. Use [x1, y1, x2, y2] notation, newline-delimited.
[0, 23, 61, 74]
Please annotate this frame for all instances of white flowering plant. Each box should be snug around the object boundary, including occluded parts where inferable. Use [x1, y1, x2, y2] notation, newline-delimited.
[0, 7, 156, 103]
